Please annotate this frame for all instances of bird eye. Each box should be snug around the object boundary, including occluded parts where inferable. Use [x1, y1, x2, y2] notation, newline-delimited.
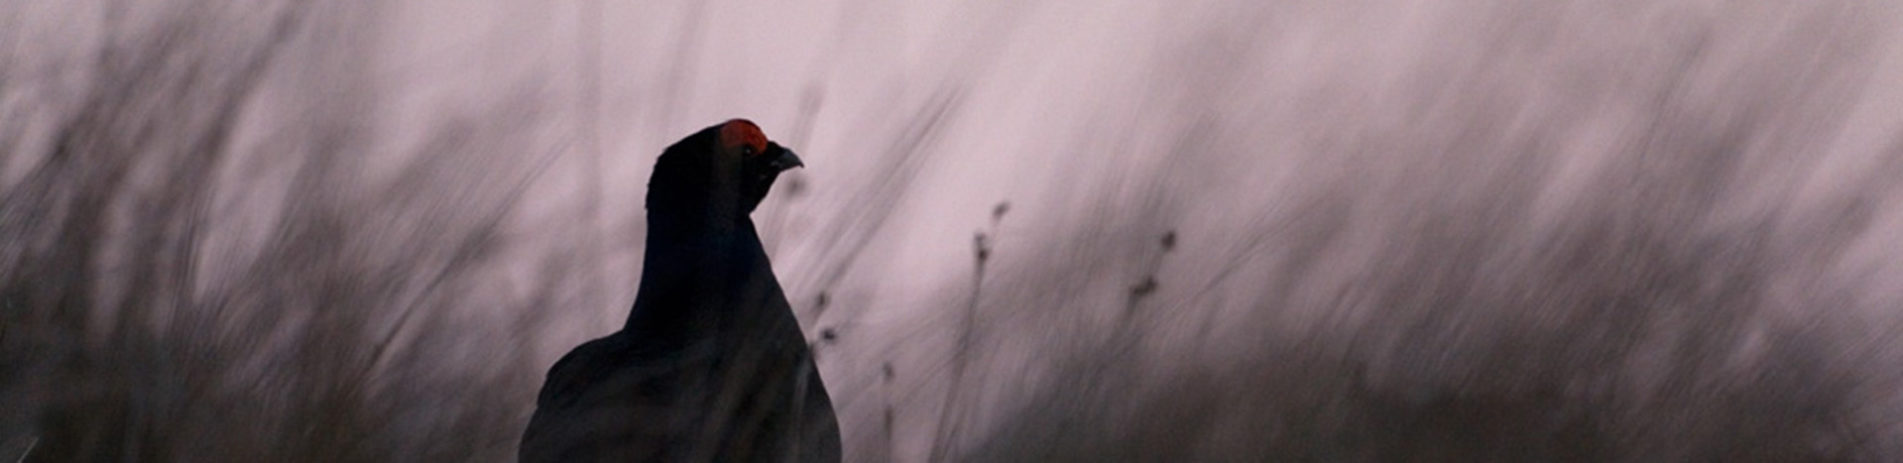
[741, 146, 756, 157]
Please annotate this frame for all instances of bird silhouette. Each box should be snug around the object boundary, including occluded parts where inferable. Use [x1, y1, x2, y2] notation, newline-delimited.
[521, 119, 840, 462]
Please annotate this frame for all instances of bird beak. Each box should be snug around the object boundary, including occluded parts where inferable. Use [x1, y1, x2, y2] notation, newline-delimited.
[769, 148, 804, 172]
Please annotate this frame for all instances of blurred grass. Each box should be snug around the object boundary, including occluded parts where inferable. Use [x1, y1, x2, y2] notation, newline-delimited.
[1, 1, 556, 460]
[5, 0, 1903, 462]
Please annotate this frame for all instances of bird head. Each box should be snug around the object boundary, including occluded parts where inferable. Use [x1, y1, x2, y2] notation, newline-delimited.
[647, 119, 804, 226]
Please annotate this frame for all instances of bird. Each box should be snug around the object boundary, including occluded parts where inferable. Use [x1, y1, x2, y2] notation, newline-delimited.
[520, 119, 840, 462]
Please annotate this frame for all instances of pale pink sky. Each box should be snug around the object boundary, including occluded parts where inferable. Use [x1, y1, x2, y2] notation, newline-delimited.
[7, 0, 1903, 459]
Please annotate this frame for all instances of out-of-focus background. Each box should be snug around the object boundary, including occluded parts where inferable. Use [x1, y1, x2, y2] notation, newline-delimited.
[6, 0, 1903, 461]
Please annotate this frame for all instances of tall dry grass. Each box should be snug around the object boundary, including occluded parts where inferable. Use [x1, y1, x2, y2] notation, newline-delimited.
[5, 1, 1903, 462]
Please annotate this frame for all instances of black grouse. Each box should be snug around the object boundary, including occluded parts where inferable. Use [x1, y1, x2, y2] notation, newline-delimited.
[520, 119, 841, 462]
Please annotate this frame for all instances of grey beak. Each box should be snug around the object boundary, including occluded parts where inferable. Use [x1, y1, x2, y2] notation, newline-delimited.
[770, 148, 804, 172]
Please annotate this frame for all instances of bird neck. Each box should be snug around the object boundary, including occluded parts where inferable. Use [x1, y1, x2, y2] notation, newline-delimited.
[623, 211, 766, 334]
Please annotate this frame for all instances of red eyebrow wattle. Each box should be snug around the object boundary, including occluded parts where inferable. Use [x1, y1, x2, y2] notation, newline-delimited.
[719, 119, 769, 156]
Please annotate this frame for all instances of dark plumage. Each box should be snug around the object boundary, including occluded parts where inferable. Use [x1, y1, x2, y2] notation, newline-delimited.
[520, 120, 840, 462]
